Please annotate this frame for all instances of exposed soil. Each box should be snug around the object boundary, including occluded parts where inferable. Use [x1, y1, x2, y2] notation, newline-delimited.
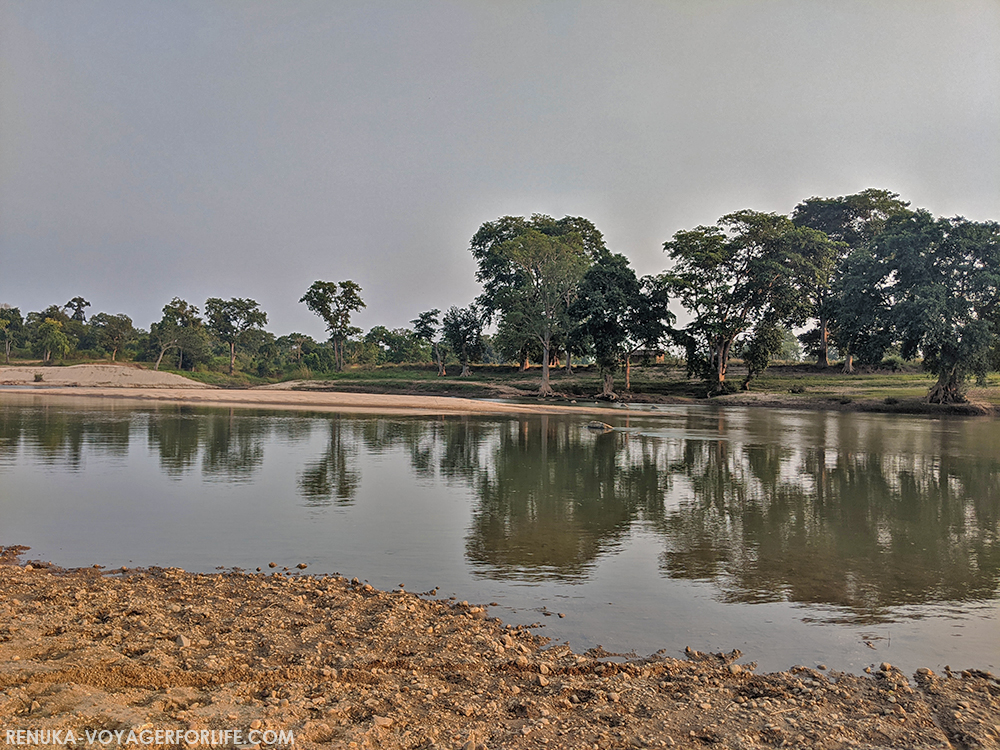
[1, 555, 997, 750]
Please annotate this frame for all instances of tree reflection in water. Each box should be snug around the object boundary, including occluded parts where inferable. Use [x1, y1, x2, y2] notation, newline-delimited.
[655, 415, 1000, 623]
[463, 416, 670, 581]
[3, 402, 997, 623]
[298, 416, 360, 506]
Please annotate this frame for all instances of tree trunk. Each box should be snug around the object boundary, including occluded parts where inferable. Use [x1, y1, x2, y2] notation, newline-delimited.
[434, 343, 446, 376]
[154, 346, 169, 371]
[625, 355, 632, 390]
[564, 349, 573, 375]
[229, 342, 236, 375]
[539, 337, 554, 396]
[111, 347, 117, 362]
[842, 353, 854, 374]
[460, 357, 471, 377]
[710, 340, 729, 394]
[519, 351, 528, 372]
[927, 366, 965, 404]
[817, 319, 830, 368]
[600, 370, 616, 399]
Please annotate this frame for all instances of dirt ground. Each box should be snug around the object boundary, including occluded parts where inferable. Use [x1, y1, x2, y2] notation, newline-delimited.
[1, 554, 997, 750]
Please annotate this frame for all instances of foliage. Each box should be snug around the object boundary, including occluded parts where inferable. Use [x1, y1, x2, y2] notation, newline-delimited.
[148, 298, 210, 371]
[792, 189, 911, 366]
[90, 312, 136, 362]
[490, 229, 590, 394]
[571, 253, 674, 397]
[64, 297, 91, 323]
[204, 297, 268, 376]
[470, 214, 604, 385]
[363, 326, 429, 365]
[300, 280, 365, 371]
[739, 321, 785, 389]
[33, 318, 71, 362]
[442, 305, 484, 377]
[411, 309, 447, 375]
[0, 305, 23, 364]
[881, 213, 1000, 402]
[663, 210, 820, 394]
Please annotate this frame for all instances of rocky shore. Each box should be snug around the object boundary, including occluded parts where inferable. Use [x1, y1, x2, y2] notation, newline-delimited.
[1, 556, 997, 750]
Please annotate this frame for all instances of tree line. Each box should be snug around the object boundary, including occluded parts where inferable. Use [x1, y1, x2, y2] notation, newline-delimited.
[2, 188, 998, 403]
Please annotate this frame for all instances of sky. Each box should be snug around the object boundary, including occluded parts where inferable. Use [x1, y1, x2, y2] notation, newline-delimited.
[1, 0, 998, 340]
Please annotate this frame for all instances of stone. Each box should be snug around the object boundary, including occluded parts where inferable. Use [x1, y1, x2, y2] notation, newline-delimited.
[176, 635, 191, 648]
[537, 675, 549, 687]
[268, 562, 277, 568]
[373, 716, 392, 727]
[296, 563, 308, 570]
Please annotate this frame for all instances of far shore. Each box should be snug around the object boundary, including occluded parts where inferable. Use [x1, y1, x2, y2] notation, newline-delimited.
[1, 363, 998, 418]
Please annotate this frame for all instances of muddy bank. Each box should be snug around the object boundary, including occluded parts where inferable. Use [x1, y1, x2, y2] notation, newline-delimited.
[1, 557, 997, 750]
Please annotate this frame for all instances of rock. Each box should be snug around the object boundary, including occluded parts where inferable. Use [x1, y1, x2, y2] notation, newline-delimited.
[268, 562, 277, 568]
[728, 664, 742, 675]
[372, 716, 393, 728]
[539, 664, 550, 675]
[880, 662, 893, 672]
[537, 675, 549, 687]
[501, 634, 514, 649]
[176, 635, 191, 648]
[587, 421, 614, 431]
[817, 664, 827, 670]
[515, 655, 529, 668]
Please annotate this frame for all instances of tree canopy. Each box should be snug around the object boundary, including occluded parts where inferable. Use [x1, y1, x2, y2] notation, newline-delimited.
[663, 210, 826, 394]
[300, 280, 366, 371]
[205, 298, 268, 375]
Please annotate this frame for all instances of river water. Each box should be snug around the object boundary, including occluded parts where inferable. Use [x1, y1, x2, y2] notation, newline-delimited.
[1, 394, 997, 675]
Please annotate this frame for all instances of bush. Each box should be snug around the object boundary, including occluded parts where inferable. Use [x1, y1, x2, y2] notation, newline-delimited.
[880, 354, 907, 372]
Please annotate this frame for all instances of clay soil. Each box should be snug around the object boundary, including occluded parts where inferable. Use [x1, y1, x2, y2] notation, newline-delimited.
[1, 555, 998, 750]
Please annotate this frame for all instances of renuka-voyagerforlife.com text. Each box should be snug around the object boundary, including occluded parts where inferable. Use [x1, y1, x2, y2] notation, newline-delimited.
[5, 728, 295, 746]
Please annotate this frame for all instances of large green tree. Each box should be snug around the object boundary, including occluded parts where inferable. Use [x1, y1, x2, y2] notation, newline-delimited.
[300, 281, 365, 371]
[883, 213, 1000, 403]
[411, 309, 447, 375]
[0, 306, 23, 364]
[204, 297, 268, 375]
[470, 214, 605, 377]
[492, 230, 589, 395]
[149, 298, 208, 370]
[64, 297, 91, 323]
[571, 253, 674, 398]
[792, 189, 911, 367]
[34, 318, 71, 362]
[90, 313, 136, 362]
[442, 305, 484, 377]
[663, 210, 823, 394]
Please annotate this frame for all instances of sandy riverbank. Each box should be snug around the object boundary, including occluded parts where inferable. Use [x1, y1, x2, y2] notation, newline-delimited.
[1, 554, 997, 750]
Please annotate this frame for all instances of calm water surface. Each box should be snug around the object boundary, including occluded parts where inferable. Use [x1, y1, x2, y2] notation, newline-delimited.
[1, 393, 998, 675]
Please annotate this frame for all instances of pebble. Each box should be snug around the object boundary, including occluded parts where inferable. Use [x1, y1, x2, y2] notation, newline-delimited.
[296, 563, 308, 570]
[175, 635, 191, 648]
[268, 562, 277, 568]
[537, 675, 549, 687]
[373, 716, 393, 727]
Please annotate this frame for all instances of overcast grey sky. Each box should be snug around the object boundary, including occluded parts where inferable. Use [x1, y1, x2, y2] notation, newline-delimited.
[2, 1, 998, 339]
